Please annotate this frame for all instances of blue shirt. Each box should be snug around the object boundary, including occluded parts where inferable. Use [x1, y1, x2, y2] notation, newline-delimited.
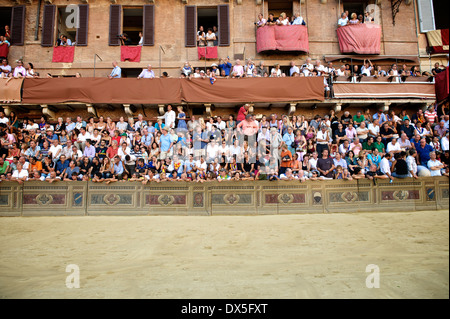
[416, 144, 434, 165]
[113, 161, 124, 175]
[56, 160, 69, 174]
[219, 62, 232, 76]
[160, 134, 172, 152]
[373, 113, 387, 124]
[110, 66, 122, 78]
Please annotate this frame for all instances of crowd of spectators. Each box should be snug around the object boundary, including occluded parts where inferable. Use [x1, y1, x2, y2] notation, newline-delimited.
[0, 103, 448, 184]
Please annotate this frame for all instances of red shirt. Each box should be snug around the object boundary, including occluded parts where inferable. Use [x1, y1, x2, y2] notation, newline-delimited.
[236, 106, 247, 122]
[106, 146, 118, 159]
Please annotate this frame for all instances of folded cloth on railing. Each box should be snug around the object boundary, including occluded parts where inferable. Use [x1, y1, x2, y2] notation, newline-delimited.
[52, 46, 75, 63]
[426, 29, 449, 54]
[0, 78, 23, 103]
[121, 46, 142, 62]
[256, 25, 309, 53]
[198, 46, 218, 59]
[336, 24, 381, 55]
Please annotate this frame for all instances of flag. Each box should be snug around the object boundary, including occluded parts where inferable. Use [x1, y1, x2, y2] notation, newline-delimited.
[426, 29, 449, 54]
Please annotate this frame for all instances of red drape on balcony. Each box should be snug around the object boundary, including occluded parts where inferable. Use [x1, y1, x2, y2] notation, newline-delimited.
[256, 25, 309, 53]
[197, 46, 218, 59]
[0, 43, 9, 58]
[120, 46, 142, 62]
[336, 24, 381, 55]
[435, 67, 449, 102]
[52, 46, 75, 63]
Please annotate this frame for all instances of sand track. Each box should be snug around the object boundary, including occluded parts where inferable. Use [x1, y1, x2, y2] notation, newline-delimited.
[0, 210, 448, 299]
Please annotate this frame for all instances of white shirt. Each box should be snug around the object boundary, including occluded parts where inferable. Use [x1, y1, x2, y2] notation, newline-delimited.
[158, 110, 176, 129]
[0, 116, 9, 124]
[428, 159, 442, 177]
[138, 69, 155, 79]
[361, 66, 372, 76]
[441, 136, 449, 151]
[406, 155, 417, 177]
[215, 121, 226, 131]
[13, 66, 26, 77]
[379, 158, 391, 175]
[386, 141, 401, 153]
[118, 147, 131, 161]
[49, 144, 62, 158]
[290, 65, 300, 76]
[195, 160, 207, 173]
[338, 18, 348, 27]
[271, 68, 282, 77]
[356, 127, 368, 140]
[12, 169, 28, 179]
[206, 144, 219, 159]
[316, 130, 330, 144]
[336, 69, 345, 76]
[368, 123, 380, 137]
[309, 158, 318, 170]
[116, 121, 128, 131]
[77, 132, 91, 142]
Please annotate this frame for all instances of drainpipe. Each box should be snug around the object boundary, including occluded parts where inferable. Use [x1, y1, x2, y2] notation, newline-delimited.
[34, 0, 42, 41]
[412, 0, 421, 69]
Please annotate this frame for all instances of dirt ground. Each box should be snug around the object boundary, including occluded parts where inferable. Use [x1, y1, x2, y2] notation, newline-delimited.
[0, 210, 448, 299]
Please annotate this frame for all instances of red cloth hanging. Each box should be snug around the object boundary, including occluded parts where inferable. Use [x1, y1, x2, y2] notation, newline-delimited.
[121, 46, 142, 62]
[52, 46, 75, 63]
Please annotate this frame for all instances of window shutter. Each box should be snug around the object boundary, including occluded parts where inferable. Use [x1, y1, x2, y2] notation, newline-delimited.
[417, 0, 436, 33]
[143, 5, 154, 46]
[76, 4, 89, 46]
[10, 6, 26, 46]
[185, 6, 196, 47]
[109, 5, 121, 46]
[41, 5, 56, 47]
[218, 4, 230, 46]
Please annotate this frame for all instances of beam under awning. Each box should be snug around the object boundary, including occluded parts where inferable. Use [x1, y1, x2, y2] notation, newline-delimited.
[324, 55, 419, 63]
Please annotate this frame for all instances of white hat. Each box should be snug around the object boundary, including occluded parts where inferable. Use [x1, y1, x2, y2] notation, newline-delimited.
[211, 63, 218, 67]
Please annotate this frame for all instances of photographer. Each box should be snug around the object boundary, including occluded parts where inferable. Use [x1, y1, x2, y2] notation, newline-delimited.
[118, 33, 131, 46]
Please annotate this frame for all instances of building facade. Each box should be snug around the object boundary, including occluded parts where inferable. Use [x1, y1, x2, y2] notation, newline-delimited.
[0, 0, 447, 120]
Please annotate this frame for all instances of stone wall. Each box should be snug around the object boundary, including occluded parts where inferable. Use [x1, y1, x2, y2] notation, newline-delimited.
[0, 177, 448, 216]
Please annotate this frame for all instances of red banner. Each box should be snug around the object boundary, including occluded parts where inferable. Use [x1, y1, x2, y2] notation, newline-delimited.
[256, 25, 309, 53]
[435, 67, 449, 102]
[52, 46, 75, 63]
[336, 24, 381, 55]
[121, 46, 142, 62]
[197, 46, 218, 59]
[0, 43, 9, 58]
